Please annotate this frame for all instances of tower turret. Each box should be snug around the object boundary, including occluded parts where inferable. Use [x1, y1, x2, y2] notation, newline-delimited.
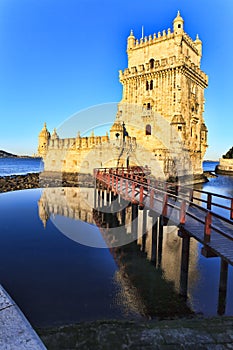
[38, 122, 50, 157]
[51, 128, 59, 140]
[195, 34, 202, 57]
[127, 30, 135, 50]
[173, 10, 184, 34]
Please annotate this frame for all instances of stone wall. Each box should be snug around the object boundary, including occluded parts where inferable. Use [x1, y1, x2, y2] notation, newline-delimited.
[216, 158, 233, 175]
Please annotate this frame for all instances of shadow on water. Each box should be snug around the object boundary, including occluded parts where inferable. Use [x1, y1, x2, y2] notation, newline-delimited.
[112, 241, 194, 318]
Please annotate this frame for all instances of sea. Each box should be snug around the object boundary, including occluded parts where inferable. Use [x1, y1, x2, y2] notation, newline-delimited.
[0, 158, 219, 177]
[0, 157, 44, 176]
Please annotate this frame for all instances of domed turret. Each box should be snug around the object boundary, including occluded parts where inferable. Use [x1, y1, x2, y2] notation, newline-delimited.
[110, 121, 124, 140]
[195, 34, 202, 57]
[127, 29, 135, 50]
[38, 122, 50, 157]
[173, 10, 184, 34]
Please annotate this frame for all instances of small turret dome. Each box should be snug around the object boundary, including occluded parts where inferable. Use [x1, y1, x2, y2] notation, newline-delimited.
[110, 121, 123, 132]
[173, 10, 184, 33]
[127, 29, 135, 50]
[195, 34, 202, 44]
[173, 10, 184, 23]
[39, 122, 50, 138]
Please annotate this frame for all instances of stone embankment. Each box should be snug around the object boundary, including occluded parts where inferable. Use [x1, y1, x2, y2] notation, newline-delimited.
[38, 318, 233, 349]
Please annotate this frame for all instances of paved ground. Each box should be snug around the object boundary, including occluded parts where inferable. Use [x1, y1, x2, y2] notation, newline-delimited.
[0, 284, 46, 350]
[38, 317, 233, 350]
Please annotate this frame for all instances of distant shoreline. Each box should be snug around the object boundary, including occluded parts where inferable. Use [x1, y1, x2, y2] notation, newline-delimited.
[0, 149, 42, 159]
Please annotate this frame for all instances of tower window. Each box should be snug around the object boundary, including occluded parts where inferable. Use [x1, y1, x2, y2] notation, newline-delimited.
[147, 103, 151, 110]
[146, 124, 151, 135]
[149, 59, 155, 69]
[178, 24, 181, 28]
[178, 126, 182, 131]
[150, 80, 153, 90]
[146, 81, 149, 90]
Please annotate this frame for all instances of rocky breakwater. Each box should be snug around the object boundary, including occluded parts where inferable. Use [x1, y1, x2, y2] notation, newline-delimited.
[0, 173, 40, 193]
[0, 172, 95, 193]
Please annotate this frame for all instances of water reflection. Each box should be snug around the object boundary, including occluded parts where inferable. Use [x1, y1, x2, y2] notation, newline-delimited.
[38, 187, 233, 318]
[1, 184, 233, 329]
[0, 189, 142, 327]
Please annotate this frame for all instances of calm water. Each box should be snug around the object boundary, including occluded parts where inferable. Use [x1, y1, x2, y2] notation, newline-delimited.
[0, 189, 140, 327]
[0, 157, 43, 176]
[202, 160, 219, 172]
[0, 161, 233, 327]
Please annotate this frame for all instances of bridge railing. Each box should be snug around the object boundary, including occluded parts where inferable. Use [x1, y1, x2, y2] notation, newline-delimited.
[94, 167, 233, 244]
[94, 167, 233, 221]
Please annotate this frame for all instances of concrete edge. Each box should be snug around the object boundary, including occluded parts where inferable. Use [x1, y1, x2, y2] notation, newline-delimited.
[0, 284, 47, 350]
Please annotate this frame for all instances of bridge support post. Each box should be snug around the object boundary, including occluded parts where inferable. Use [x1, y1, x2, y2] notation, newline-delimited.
[131, 203, 139, 237]
[141, 209, 147, 253]
[111, 191, 114, 203]
[151, 216, 158, 265]
[106, 190, 110, 205]
[218, 258, 229, 316]
[158, 216, 164, 268]
[101, 190, 105, 207]
[121, 207, 126, 226]
[179, 232, 190, 299]
[94, 188, 97, 208]
[204, 212, 212, 243]
[97, 190, 101, 207]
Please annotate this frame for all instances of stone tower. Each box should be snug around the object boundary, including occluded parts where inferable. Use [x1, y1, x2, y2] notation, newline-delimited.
[117, 11, 208, 176]
[38, 122, 50, 157]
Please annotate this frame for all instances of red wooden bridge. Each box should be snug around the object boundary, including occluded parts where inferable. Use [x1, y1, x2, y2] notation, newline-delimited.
[94, 166, 233, 266]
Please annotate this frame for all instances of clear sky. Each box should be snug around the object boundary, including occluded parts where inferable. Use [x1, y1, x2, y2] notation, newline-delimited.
[0, 0, 232, 159]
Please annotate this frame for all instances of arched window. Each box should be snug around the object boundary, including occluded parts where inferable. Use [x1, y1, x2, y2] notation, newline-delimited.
[149, 59, 155, 69]
[146, 81, 149, 90]
[146, 124, 151, 135]
[147, 103, 151, 110]
[150, 80, 153, 90]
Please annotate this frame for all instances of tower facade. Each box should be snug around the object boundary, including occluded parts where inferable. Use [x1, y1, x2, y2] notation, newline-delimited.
[117, 11, 208, 175]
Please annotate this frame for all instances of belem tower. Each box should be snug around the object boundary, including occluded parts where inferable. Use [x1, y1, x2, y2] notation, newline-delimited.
[38, 11, 208, 181]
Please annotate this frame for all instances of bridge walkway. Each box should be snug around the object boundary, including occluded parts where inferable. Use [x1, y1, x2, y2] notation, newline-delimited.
[95, 167, 233, 266]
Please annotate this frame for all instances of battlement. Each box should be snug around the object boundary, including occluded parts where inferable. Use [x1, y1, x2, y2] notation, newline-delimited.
[131, 28, 175, 49]
[48, 134, 110, 150]
[130, 31, 199, 54]
[119, 54, 208, 86]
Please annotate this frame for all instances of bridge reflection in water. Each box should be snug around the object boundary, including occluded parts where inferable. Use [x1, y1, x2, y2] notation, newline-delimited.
[38, 186, 232, 317]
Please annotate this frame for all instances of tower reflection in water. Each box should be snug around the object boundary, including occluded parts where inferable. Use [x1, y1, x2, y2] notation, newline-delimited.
[38, 187, 231, 318]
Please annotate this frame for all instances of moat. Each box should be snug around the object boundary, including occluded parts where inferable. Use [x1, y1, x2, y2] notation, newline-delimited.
[0, 172, 233, 328]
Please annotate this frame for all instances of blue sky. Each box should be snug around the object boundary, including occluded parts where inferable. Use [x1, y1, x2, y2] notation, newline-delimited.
[0, 0, 232, 159]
